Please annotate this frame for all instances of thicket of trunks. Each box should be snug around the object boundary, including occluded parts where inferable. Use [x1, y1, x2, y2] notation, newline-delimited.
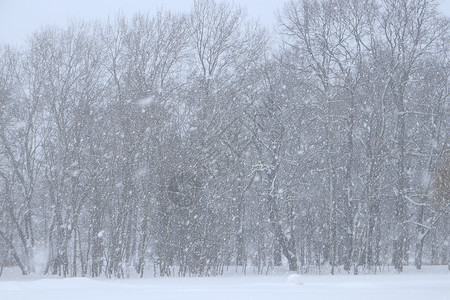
[0, 0, 448, 277]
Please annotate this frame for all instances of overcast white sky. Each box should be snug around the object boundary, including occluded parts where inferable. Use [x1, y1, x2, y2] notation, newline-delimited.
[1, 0, 449, 46]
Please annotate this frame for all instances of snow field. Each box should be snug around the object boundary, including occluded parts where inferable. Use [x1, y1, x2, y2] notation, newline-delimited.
[1, 269, 448, 300]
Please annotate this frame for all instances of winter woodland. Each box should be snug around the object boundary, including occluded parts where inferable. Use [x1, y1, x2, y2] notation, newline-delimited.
[0, 0, 448, 278]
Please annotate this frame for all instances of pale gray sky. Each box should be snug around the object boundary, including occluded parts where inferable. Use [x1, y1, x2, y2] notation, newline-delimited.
[0, 0, 283, 46]
[1, 0, 449, 46]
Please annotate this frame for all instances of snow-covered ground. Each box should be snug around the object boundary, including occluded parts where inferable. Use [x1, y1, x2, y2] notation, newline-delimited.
[0, 266, 448, 300]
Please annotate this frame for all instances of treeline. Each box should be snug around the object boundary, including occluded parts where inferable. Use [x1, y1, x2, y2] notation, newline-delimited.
[0, 0, 448, 278]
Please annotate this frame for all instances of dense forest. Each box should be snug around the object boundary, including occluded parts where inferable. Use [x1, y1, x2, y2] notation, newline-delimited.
[0, 0, 448, 278]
